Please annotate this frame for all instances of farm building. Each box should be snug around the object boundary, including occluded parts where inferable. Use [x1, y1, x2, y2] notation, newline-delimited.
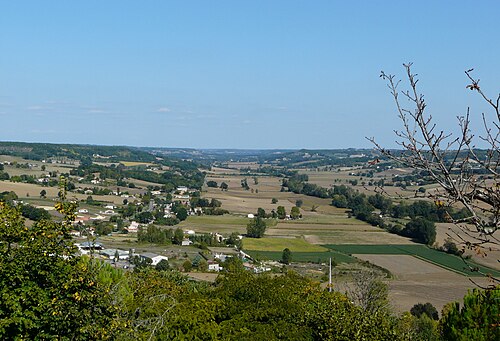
[139, 252, 169, 266]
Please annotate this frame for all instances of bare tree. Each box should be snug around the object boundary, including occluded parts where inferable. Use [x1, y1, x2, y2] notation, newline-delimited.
[338, 269, 390, 314]
[368, 63, 499, 285]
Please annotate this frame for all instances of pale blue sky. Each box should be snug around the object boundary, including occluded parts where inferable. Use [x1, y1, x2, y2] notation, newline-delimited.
[1, 1, 499, 149]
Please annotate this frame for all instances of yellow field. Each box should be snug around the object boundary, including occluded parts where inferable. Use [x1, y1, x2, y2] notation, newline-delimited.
[119, 161, 154, 167]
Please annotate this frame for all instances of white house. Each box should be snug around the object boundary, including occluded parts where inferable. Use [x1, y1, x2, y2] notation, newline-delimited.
[127, 221, 140, 232]
[247, 213, 255, 219]
[208, 261, 221, 272]
[177, 186, 188, 193]
[181, 239, 193, 246]
[140, 252, 169, 266]
[105, 204, 115, 210]
[78, 208, 89, 214]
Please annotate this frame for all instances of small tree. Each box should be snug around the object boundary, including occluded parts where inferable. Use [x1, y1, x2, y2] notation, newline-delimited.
[155, 259, 170, 271]
[277, 206, 286, 219]
[175, 207, 188, 221]
[39, 189, 46, 198]
[246, 217, 267, 238]
[271, 198, 278, 204]
[173, 227, 184, 245]
[206, 180, 218, 188]
[182, 259, 193, 272]
[290, 206, 301, 220]
[281, 248, 292, 264]
[220, 182, 228, 191]
[256, 207, 266, 218]
[295, 199, 303, 208]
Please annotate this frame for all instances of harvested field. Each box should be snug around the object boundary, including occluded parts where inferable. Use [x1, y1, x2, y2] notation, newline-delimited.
[352, 254, 493, 313]
[243, 237, 327, 252]
[178, 214, 249, 234]
[435, 222, 500, 270]
[265, 221, 413, 245]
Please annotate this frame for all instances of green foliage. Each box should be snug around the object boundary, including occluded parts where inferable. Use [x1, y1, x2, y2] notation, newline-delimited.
[155, 259, 170, 271]
[290, 206, 301, 219]
[0, 191, 17, 204]
[271, 197, 278, 204]
[398, 312, 440, 341]
[277, 205, 286, 219]
[0, 195, 121, 339]
[404, 218, 436, 245]
[94, 222, 113, 236]
[256, 207, 266, 218]
[20, 204, 51, 221]
[281, 248, 292, 264]
[175, 207, 188, 221]
[219, 181, 228, 190]
[138, 225, 173, 244]
[173, 227, 184, 245]
[410, 302, 439, 320]
[246, 217, 267, 238]
[439, 287, 500, 341]
[206, 180, 218, 187]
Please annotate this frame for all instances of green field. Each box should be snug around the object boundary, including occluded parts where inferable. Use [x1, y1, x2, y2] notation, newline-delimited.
[245, 250, 357, 264]
[182, 215, 250, 226]
[324, 244, 500, 277]
[243, 237, 328, 252]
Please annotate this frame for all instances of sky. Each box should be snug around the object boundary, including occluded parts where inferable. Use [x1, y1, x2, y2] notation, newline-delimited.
[1, 1, 499, 149]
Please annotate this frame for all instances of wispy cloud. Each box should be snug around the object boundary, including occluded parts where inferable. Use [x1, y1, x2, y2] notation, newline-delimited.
[157, 107, 171, 113]
[27, 105, 44, 110]
[87, 109, 110, 114]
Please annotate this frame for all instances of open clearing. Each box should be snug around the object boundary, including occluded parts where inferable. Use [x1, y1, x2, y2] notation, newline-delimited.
[352, 254, 494, 313]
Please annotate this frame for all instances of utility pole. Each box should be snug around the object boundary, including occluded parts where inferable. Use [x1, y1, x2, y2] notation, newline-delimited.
[328, 257, 332, 293]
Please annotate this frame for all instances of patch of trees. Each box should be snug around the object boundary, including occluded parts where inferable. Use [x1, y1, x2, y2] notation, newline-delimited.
[0, 191, 18, 204]
[410, 302, 439, 320]
[189, 233, 225, 247]
[70, 162, 205, 190]
[206, 180, 218, 188]
[137, 225, 174, 244]
[20, 204, 51, 221]
[403, 218, 436, 245]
